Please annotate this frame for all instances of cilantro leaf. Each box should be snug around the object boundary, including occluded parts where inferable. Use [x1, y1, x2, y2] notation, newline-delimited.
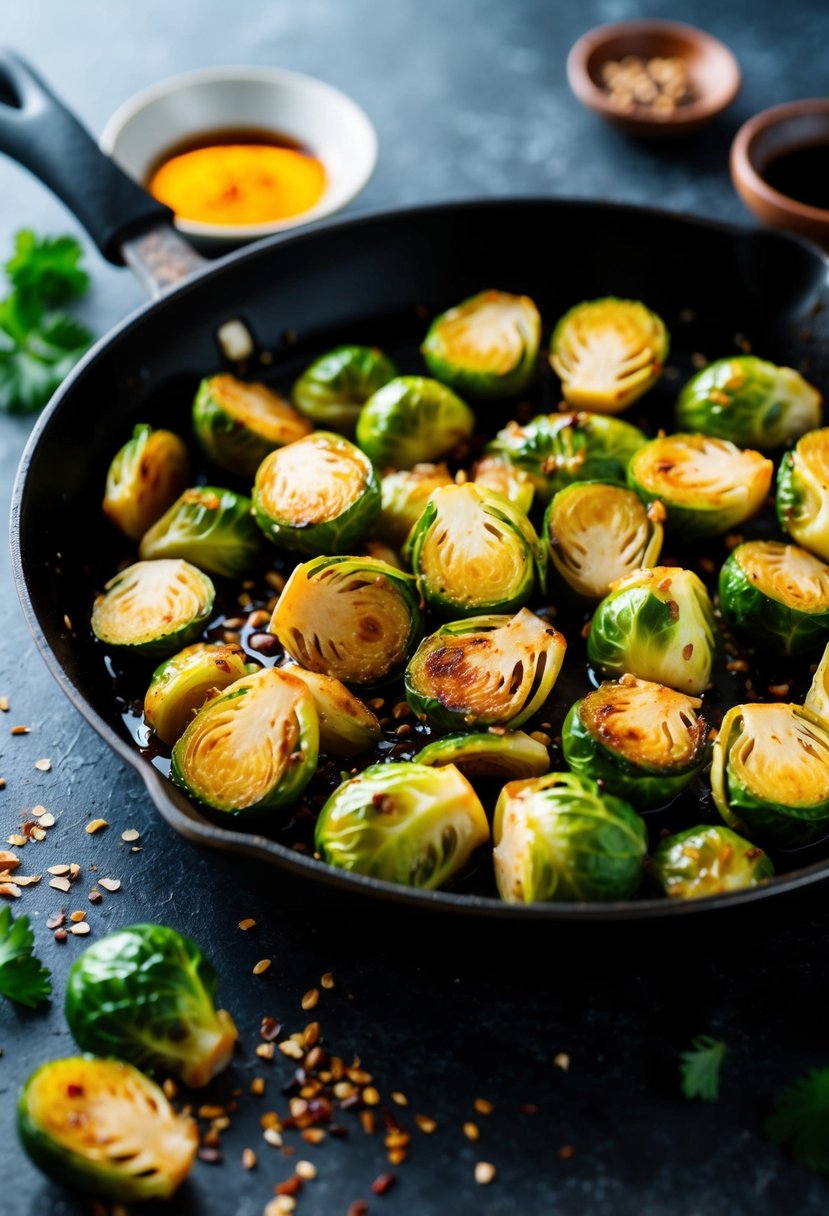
[679, 1034, 727, 1102]
[0, 906, 51, 1008]
[5, 230, 89, 305]
[766, 1068, 829, 1173]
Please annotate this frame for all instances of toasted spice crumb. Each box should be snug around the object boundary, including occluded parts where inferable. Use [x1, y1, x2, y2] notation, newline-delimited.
[251, 1077, 266, 1096]
[238, 917, 256, 931]
[260, 1016, 282, 1041]
[121, 828, 140, 842]
[415, 1114, 437, 1134]
[263, 1127, 284, 1148]
[242, 1147, 256, 1170]
[295, 1160, 317, 1180]
[463, 1121, 480, 1141]
[34, 758, 51, 772]
[347, 1203, 369, 1216]
[301, 987, 319, 1010]
[474, 1098, 494, 1116]
[553, 1052, 571, 1071]
[475, 1161, 496, 1185]
[85, 819, 108, 834]
[49, 876, 71, 893]
[302, 1128, 325, 1145]
[162, 1078, 177, 1100]
[359, 1110, 376, 1135]
[11, 725, 30, 736]
[257, 1043, 275, 1061]
[198, 1147, 223, 1165]
[390, 1091, 408, 1107]
[279, 1040, 304, 1060]
[98, 878, 121, 892]
[253, 959, 272, 975]
[0, 697, 8, 711]
[0, 882, 21, 898]
[69, 910, 86, 923]
[372, 1172, 396, 1195]
[321, 970, 335, 989]
[558, 1144, 576, 1160]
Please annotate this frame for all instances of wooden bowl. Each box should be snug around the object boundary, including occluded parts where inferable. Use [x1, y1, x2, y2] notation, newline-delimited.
[731, 100, 829, 247]
[567, 20, 740, 137]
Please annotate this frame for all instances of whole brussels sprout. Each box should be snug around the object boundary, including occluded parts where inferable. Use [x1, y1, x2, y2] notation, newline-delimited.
[91, 559, 215, 658]
[405, 483, 543, 617]
[356, 375, 474, 469]
[493, 772, 647, 903]
[805, 641, 829, 726]
[712, 702, 829, 848]
[65, 924, 238, 1087]
[676, 355, 821, 450]
[270, 555, 422, 685]
[550, 297, 669, 413]
[315, 761, 490, 889]
[472, 454, 535, 516]
[193, 373, 311, 477]
[144, 643, 251, 745]
[417, 730, 550, 779]
[650, 824, 773, 900]
[17, 1056, 197, 1203]
[375, 462, 454, 548]
[544, 480, 663, 600]
[292, 344, 398, 431]
[718, 540, 829, 655]
[777, 428, 829, 561]
[488, 411, 647, 501]
[279, 664, 381, 755]
[587, 566, 717, 694]
[171, 667, 318, 814]
[628, 433, 773, 539]
[253, 431, 380, 554]
[138, 485, 264, 578]
[103, 423, 189, 541]
[406, 608, 566, 731]
[421, 289, 541, 399]
[562, 675, 708, 809]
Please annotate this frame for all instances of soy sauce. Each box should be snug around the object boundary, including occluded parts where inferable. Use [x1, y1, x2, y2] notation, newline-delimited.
[763, 143, 829, 211]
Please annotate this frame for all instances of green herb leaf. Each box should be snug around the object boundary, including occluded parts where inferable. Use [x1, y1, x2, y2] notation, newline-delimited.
[6, 230, 89, 305]
[0, 905, 51, 1008]
[679, 1034, 727, 1102]
[766, 1068, 829, 1173]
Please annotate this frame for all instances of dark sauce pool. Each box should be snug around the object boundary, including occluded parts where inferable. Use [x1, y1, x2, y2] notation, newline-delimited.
[763, 143, 829, 212]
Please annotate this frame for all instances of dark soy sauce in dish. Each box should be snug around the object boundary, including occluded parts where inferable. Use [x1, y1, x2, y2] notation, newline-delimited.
[763, 143, 829, 212]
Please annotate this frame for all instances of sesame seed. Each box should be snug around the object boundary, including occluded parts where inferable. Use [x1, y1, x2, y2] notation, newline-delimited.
[391, 1091, 408, 1106]
[34, 759, 51, 772]
[321, 971, 335, 989]
[242, 1147, 256, 1170]
[69, 922, 90, 936]
[362, 1086, 381, 1106]
[98, 878, 121, 892]
[301, 988, 319, 1010]
[162, 1078, 177, 1100]
[474, 1098, 493, 1115]
[263, 1128, 283, 1148]
[251, 1078, 266, 1096]
[69, 910, 86, 923]
[558, 1144, 576, 1160]
[0, 882, 21, 898]
[553, 1052, 571, 1071]
[49, 876, 71, 892]
[278, 1040, 304, 1060]
[85, 819, 108, 834]
[238, 917, 256, 931]
[253, 959, 272, 975]
[463, 1121, 480, 1141]
[121, 829, 140, 842]
[415, 1114, 437, 1133]
[475, 1162, 496, 1185]
[295, 1160, 317, 1180]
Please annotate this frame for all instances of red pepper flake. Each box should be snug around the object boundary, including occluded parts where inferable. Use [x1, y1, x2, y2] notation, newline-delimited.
[372, 1172, 396, 1195]
[682, 643, 694, 661]
[260, 1016, 282, 1042]
[520, 1103, 538, 1115]
[558, 1144, 576, 1160]
[666, 600, 679, 621]
[275, 1175, 303, 1197]
[67, 1083, 84, 1097]
[347, 1203, 369, 1216]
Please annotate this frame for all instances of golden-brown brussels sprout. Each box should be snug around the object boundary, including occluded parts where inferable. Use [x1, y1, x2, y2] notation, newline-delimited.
[138, 486, 263, 578]
[103, 424, 189, 541]
[280, 664, 381, 755]
[292, 344, 398, 432]
[421, 289, 541, 399]
[777, 428, 829, 562]
[144, 643, 250, 745]
[550, 298, 668, 413]
[650, 824, 773, 900]
[91, 560, 215, 658]
[375, 463, 454, 548]
[193, 374, 311, 476]
[472, 455, 535, 516]
[417, 730, 550, 779]
[718, 540, 829, 656]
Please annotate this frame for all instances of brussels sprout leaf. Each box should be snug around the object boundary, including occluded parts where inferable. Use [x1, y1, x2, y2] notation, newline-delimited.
[0, 906, 51, 1008]
[679, 1034, 727, 1102]
[766, 1068, 829, 1173]
[5, 230, 89, 304]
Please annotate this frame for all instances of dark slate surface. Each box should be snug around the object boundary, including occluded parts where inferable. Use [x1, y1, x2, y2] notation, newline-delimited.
[1, 1, 829, 1213]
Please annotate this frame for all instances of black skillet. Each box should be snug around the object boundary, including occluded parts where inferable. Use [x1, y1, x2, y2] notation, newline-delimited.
[4, 51, 829, 921]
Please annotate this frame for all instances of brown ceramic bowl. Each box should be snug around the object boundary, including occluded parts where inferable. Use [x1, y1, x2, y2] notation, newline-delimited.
[567, 20, 740, 137]
[731, 100, 829, 247]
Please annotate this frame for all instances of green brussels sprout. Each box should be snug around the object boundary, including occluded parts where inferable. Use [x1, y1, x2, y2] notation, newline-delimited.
[65, 924, 238, 1087]
[561, 675, 707, 809]
[805, 641, 829, 726]
[406, 608, 566, 731]
[587, 566, 717, 694]
[253, 431, 380, 554]
[405, 483, 543, 617]
[193, 373, 311, 477]
[138, 485, 263, 578]
[472, 454, 535, 516]
[171, 667, 318, 813]
[550, 297, 669, 413]
[544, 480, 664, 600]
[17, 1056, 198, 1203]
[292, 344, 398, 431]
[712, 702, 829, 848]
[421, 289, 541, 399]
[144, 643, 251, 745]
[103, 423, 189, 541]
[493, 772, 647, 903]
[488, 411, 647, 501]
[777, 428, 829, 562]
[375, 462, 454, 548]
[315, 761, 490, 889]
[279, 664, 381, 755]
[91, 560, 215, 658]
[628, 433, 773, 539]
[270, 555, 422, 685]
[650, 824, 773, 900]
[417, 730, 550, 779]
[355, 375, 475, 469]
[675, 355, 822, 450]
[718, 540, 829, 655]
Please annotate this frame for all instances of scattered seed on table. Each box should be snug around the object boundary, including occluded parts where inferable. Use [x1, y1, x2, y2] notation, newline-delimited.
[34, 759, 51, 772]
[241, 1147, 256, 1170]
[0, 696, 8, 711]
[474, 1098, 493, 1116]
[121, 828, 140, 842]
[238, 917, 256, 931]
[463, 1121, 480, 1141]
[46, 911, 65, 930]
[86, 819, 108, 834]
[256, 1043, 275, 1061]
[49, 877, 71, 893]
[372, 1172, 396, 1195]
[99, 878, 121, 892]
[7, 834, 26, 847]
[0, 851, 20, 872]
[31, 805, 47, 817]
[0, 779, 5, 791]
[263, 1127, 283, 1148]
[47, 864, 70, 877]
[69, 910, 86, 923]
[415, 1114, 436, 1134]
[0, 883, 21, 898]
[321, 971, 335, 989]
[279, 1040, 303, 1060]
[363, 1086, 381, 1106]
[198, 1147, 222, 1165]
[253, 959, 271, 976]
[475, 1162, 496, 1185]
[260, 1016, 282, 1041]
[54, 928, 68, 942]
[11, 726, 30, 736]
[250, 1077, 266, 1096]
[553, 1052, 570, 1071]
[295, 1160, 317, 1181]
[38, 813, 55, 829]
[347, 1203, 368, 1216]
[301, 988, 319, 1010]
[391, 1091, 408, 1107]
[10, 875, 40, 888]
[69, 922, 90, 936]
[558, 1144, 575, 1160]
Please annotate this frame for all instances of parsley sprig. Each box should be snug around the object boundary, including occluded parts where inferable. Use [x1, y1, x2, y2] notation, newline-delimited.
[0, 905, 51, 1008]
[679, 1034, 727, 1102]
[766, 1068, 829, 1173]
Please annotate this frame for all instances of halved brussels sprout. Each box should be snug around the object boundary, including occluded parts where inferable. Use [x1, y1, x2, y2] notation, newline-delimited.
[91, 560, 215, 658]
[280, 664, 381, 755]
[376, 463, 454, 548]
[292, 344, 398, 431]
[138, 485, 263, 578]
[493, 772, 647, 903]
[144, 643, 250, 745]
[712, 702, 829, 848]
[405, 483, 543, 616]
[171, 667, 318, 813]
[587, 567, 717, 694]
[550, 298, 669, 413]
[676, 356, 821, 450]
[628, 433, 773, 539]
[417, 730, 550, 779]
[488, 411, 647, 501]
[805, 642, 829, 725]
[406, 608, 566, 731]
[650, 824, 773, 900]
[718, 540, 829, 655]
[17, 1057, 197, 1203]
[777, 428, 829, 562]
[421, 289, 541, 399]
[472, 454, 534, 515]
[193, 374, 311, 477]
[356, 376, 475, 469]
[103, 424, 189, 541]
[270, 555, 422, 685]
[253, 431, 380, 554]
[65, 924, 238, 1087]
[561, 675, 707, 809]
[544, 480, 663, 600]
[315, 761, 490, 889]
